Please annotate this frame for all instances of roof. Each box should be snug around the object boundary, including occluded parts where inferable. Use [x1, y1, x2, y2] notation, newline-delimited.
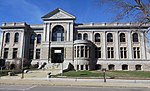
[41, 8, 76, 20]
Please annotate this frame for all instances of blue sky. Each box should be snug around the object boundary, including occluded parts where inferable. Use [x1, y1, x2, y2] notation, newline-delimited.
[0, 0, 150, 45]
[0, 0, 121, 24]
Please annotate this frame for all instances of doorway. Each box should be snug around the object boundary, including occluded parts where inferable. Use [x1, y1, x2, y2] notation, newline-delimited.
[51, 48, 64, 63]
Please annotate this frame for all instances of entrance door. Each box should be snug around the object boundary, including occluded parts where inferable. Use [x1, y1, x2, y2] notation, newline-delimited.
[51, 48, 64, 63]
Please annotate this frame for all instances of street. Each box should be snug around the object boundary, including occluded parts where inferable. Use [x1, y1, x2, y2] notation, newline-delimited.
[0, 85, 150, 91]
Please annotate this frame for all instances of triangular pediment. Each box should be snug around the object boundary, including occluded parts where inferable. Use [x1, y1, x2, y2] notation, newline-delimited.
[42, 8, 75, 20]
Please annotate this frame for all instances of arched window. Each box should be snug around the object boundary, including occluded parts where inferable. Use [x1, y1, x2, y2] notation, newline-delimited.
[120, 33, 126, 42]
[107, 33, 113, 42]
[5, 33, 10, 43]
[132, 33, 139, 42]
[78, 33, 82, 40]
[95, 33, 100, 42]
[14, 33, 19, 43]
[83, 33, 88, 40]
[30, 34, 35, 44]
[37, 34, 41, 44]
[52, 25, 64, 41]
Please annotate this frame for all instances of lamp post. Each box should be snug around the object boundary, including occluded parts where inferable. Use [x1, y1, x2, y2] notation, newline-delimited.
[21, 32, 25, 79]
[21, 58, 24, 79]
[102, 68, 106, 82]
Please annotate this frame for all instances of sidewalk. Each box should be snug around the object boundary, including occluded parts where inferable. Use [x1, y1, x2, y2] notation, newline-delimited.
[0, 70, 150, 88]
[0, 77, 150, 88]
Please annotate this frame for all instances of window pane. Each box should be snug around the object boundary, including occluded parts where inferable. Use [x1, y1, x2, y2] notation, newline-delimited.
[81, 46, 84, 57]
[13, 48, 18, 59]
[95, 33, 100, 42]
[120, 33, 125, 42]
[78, 33, 82, 40]
[14, 33, 19, 43]
[37, 34, 41, 44]
[133, 33, 139, 42]
[4, 48, 9, 59]
[36, 49, 40, 59]
[83, 33, 88, 40]
[52, 25, 64, 41]
[5, 33, 10, 43]
[30, 34, 35, 44]
[107, 33, 113, 42]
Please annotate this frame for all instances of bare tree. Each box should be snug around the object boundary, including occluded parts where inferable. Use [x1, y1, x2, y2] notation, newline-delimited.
[99, 0, 150, 23]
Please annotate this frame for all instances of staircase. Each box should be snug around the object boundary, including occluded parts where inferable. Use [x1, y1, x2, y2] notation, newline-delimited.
[44, 61, 71, 75]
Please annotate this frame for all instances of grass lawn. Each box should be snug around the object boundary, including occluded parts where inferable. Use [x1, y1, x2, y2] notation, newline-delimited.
[56, 70, 150, 79]
[0, 70, 12, 77]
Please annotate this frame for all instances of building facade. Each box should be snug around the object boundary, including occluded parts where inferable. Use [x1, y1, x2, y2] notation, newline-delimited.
[1, 8, 150, 71]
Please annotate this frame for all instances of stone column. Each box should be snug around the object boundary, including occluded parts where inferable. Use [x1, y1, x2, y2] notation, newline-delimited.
[43, 23, 47, 41]
[70, 23, 74, 41]
[115, 32, 119, 59]
[19, 31, 24, 58]
[0, 31, 4, 57]
[128, 31, 132, 59]
[145, 32, 148, 59]
[140, 31, 146, 59]
[102, 32, 106, 59]
[33, 38, 36, 59]
[46, 23, 51, 42]
[75, 46, 78, 70]
[91, 31, 94, 42]
[67, 23, 70, 41]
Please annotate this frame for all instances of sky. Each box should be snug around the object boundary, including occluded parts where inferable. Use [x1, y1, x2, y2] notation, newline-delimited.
[0, 0, 121, 24]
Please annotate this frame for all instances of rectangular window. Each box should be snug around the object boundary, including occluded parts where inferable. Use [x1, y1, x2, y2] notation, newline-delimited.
[77, 46, 79, 57]
[107, 47, 110, 58]
[4, 48, 9, 59]
[81, 46, 84, 57]
[74, 47, 76, 57]
[107, 47, 114, 58]
[36, 49, 40, 59]
[124, 48, 127, 58]
[120, 47, 127, 58]
[29, 49, 34, 59]
[77, 65, 79, 70]
[81, 65, 84, 70]
[86, 65, 88, 70]
[133, 47, 140, 59]
[13, 48, 18, 59]
[85, 46, 88, 57]
[111, 47, 114, 58]
[120, 47, 123, 58]
[137, 48, 140, 58]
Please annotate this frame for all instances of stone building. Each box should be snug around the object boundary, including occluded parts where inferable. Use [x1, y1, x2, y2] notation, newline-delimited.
[0, 8, 150, 71]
